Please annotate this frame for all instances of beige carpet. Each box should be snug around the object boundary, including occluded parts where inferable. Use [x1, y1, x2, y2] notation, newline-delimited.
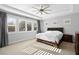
[0, 39, 75, 55]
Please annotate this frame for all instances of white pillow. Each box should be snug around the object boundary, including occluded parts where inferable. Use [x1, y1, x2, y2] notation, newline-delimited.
[45, 31, 63, 35]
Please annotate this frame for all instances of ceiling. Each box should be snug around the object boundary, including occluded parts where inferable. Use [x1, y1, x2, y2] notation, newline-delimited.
[5, 4, 74, 19]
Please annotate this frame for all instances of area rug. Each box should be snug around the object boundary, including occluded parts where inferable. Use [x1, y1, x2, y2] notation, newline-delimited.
[22, 45, 62, 55]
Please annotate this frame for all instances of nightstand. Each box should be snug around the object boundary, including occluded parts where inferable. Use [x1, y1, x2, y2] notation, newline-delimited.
[63, 34, 73, 43]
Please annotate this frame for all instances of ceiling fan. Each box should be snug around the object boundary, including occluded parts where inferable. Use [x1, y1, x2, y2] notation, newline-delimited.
[32, 5, 51, 15]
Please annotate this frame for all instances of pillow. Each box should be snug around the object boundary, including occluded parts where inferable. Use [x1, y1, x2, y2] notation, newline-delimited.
[45, 31, 63, 35]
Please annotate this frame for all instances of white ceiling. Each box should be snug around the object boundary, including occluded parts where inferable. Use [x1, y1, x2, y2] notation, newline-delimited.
[4, 4, 74, 19]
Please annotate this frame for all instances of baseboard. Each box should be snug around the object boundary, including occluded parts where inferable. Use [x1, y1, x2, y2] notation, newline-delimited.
[8, 39, 34, 45]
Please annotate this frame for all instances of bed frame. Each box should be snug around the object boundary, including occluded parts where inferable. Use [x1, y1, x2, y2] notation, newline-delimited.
[37, 27, 64, 48]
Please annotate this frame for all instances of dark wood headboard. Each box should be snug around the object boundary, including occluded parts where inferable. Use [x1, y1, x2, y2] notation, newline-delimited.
[47, 27, 64, 33]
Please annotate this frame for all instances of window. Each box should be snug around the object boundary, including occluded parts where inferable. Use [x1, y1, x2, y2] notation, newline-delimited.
[19, 21, 26, 31]
[27, 22, 32, 31]
[7, 17, 16, 32]
[7, 14, 37, 32]
[34, 23, 38, 31]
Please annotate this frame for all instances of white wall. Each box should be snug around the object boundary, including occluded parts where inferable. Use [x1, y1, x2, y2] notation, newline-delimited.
[42, 13, 79, 34]
[73, 4, 79, 13]
[7, 14, 37, 44]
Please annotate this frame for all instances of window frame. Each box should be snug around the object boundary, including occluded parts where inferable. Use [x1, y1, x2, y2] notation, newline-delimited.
[7, 16, 17, 33]
[18, 20, 27, 32]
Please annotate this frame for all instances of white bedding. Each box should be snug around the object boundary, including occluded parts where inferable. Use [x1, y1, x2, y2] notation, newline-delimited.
[36, 31, 63, 44]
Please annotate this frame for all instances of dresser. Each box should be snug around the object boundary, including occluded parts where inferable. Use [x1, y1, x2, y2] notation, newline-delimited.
[75, 32, 79, 55]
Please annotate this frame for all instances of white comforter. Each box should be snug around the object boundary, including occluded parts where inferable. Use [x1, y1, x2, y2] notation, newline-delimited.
[36, 31, 63, 44]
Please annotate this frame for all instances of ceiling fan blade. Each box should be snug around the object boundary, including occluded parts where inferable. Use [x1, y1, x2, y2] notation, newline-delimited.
[44, 9, 52, 11]
[32, 7, 39, 10]
[39, 11, 43, 14]
[36, 11, 40, 14]
[43, 11, 49, 14]
[41, 12, 43, 14]
[43, 5, 49, 10]
[40, 5, 43, 9]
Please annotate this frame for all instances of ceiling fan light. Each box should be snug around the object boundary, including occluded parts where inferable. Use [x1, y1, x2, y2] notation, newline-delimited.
[40, 9, 44, 11]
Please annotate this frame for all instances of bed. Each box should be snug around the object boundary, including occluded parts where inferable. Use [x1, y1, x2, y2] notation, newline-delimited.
[36, 28, 64, 48]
